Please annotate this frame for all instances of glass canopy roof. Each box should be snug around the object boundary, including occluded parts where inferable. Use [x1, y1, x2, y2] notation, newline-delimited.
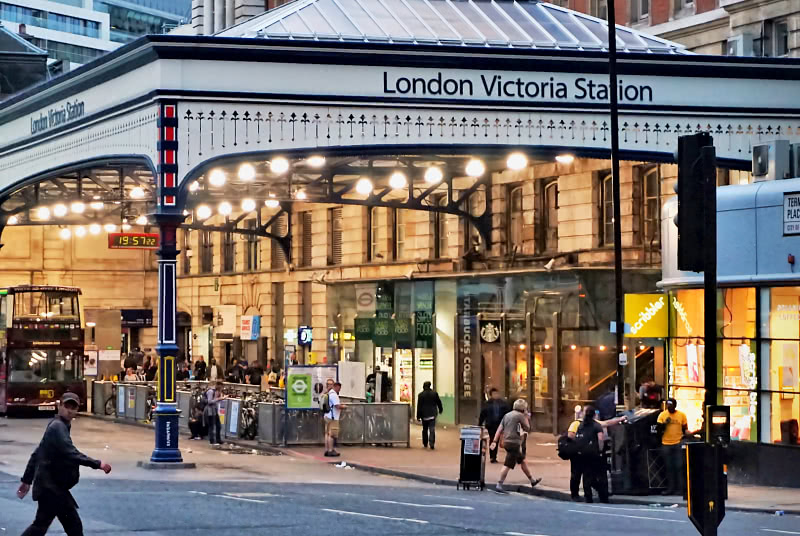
[219, 0, 687, 54]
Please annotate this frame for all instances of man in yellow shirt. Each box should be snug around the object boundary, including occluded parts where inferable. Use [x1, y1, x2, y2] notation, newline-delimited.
[657, 398, 689, 496]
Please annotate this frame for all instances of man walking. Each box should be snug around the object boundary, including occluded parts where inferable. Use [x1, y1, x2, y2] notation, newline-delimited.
[324, 381, 344, 457]
[17, 392, 112, 536]
[657, 398, 689, 495]
[489, 399, 542, 494]
[479, 388, 510, 463]
[416, 381, 443, 449]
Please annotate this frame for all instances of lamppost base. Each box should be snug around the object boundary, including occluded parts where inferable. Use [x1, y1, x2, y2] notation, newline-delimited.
[137, 461, 196, 470]
[149, 405, 183, 463]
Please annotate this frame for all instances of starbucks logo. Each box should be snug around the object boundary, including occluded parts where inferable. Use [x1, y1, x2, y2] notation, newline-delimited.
[481, 322, 500, 343]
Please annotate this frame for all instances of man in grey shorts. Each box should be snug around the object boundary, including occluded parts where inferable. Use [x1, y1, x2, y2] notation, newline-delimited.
[489, 398, 542, 494]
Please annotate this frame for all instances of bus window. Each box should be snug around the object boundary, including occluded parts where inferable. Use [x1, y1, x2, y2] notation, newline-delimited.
[13, 291, 79, 322]
[8, 349, 82, 382]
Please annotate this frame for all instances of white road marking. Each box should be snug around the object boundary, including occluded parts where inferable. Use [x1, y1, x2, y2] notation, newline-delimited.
[423, 494, 507, 506]
[188, 491, 207, 495]
[373, 499, 473, 510]
[223, 492, 282, 498]
[505, 532, 550, 536]
[211, 494, 266, 504]
[762, 530, 800, 535]
[322, 508, 428, 524]
[584, 504, 678, 513]
[567, 509, 687, 523]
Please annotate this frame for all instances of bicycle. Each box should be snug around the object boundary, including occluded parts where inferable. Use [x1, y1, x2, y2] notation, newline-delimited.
[104, 383, 118, 416]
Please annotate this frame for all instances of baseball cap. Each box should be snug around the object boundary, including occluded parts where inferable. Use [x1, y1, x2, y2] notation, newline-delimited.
[61, 392, 80, 406]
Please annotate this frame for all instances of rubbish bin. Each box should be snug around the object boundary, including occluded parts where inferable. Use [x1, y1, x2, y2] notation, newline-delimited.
[457, 426, 485, 490]
[608, 407, 663, 495]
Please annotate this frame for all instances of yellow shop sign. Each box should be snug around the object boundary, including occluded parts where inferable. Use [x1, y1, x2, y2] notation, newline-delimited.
[624, 294, 667, 338]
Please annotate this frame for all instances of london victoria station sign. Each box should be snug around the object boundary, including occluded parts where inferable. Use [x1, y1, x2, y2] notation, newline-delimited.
[383, 71, 654, 102]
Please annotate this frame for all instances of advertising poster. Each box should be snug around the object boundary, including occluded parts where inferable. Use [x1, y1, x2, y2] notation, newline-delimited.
[287, 365, 338, 409]
[117, 386, 125, 414]
[84, 351, 98, 376]
[229, 400, 240, 435]
[99, 349, 121, 361]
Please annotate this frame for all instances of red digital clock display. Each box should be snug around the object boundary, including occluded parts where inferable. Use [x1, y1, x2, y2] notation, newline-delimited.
[107, 233, 159, 250]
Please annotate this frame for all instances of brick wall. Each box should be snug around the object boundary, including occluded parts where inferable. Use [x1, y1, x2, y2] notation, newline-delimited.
[651, 0, 671, 25]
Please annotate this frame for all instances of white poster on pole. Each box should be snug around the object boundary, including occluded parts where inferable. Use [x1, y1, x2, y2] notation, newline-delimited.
[338, 360, 366, 400]
[99, 349, 121, 362]
[84, 351, 98, 376]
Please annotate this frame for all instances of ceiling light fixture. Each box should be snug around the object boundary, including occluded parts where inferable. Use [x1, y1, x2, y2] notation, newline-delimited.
[241, 198, 256, 212]
[75, 226, 86, 237]
[424, 166, 443, 184]
[307, 155, 325, 168]
[507, 152, 528, 170]
[59, 228, 71, 240]
[130, 186, 145, 199]
[295, 190, 307, 200]
[70, 201, 85, 214]
[7, 215, 18, 225]
[265, 197, 280, 209]
[209, 169, 226, 187]
[389, 171, 407, 190]
[135, 215, 148, 226]
[218, 201, 233, 216]
[196, 205, 212, 220]
[90, 201, 104, 210]
[89, 223, 101, 235]
[238, 163, 256, 181]
[104, 223, 117, 233]
[465, 159, 485, 177]
[555, 154, 575, 164]
[121, 223, 131, 231]
[53, 204, 68, 218]
[37, 206, 51, 220]
[355, 177, 373, 195]
[270, 157, 290, 174]
[189, 181, 200, 192]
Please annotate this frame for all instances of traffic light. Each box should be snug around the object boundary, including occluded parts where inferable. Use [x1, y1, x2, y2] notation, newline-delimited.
[674, 132, 714, 272]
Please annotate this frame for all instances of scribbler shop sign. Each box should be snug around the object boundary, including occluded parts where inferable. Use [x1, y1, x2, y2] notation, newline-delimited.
[624, 294, 668, 338]
[30, 100, 85, 135]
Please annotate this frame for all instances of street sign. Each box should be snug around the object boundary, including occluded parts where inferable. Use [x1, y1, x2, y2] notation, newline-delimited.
[618, 353, 628, 366]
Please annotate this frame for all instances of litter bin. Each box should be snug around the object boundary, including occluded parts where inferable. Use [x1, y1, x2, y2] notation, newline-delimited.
[608, 407, 663, 495]
[457, 426, 485, 490]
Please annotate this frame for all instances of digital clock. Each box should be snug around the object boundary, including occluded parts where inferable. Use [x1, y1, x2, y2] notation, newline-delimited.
[107, 233, 159, 250]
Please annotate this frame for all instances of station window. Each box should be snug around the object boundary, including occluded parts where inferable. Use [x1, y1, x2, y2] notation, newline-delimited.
[630, 0, 649, 21]
[641, 167, 660, 246]
[395, 208, 409, 260]
[245, 220, 258, 272]
[222, 231, 235, 273]
[543, 179, 559, 253]
[673, 0, 694, 16]
[199, 230, 213, 274]
[270, 214, 287, 270]
[600, 173, 614, 246]
[369, 206, 389, 262]
[590, 0, 608, 20]
[299, 211, 312, 267]
[182, 229, 191, 275]
[434, 195, 450, 259]
[508, 186, 524, 253]
[328, 208, 342, 265]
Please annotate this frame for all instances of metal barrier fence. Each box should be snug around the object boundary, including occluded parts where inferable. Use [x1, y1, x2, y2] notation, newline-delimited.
[257, 402, 410, 447]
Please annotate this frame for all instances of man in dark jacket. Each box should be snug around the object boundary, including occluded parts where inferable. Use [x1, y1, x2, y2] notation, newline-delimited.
[479, 388, 511, 463]
[193, 355, 207, 381]
[246, 361, 263, 387]
[17, 392, 112, 535]
[416, 381, 444, 449]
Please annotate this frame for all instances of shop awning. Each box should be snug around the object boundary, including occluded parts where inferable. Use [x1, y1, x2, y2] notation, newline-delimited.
[219, 0, 687, 54]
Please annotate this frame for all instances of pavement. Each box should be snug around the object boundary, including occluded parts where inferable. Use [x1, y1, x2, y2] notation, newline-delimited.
[3, 415, 800, 536]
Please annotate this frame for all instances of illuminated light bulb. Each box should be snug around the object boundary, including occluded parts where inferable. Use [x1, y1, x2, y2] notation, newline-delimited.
[130, 186, 145, 199]
[37, 206, 51, 220]
[70, 201, 85, 214]
[238, 163, 256, 181]
[196, 205, 212, 220]
[424, 166, 443, 184]
[639, 345, 646, 351]
[89, 223, 101, 235]
[622, 345, 628, 351]
[270, 157, 290, 174]
[555, 154, 575, 164]
[218, 201, 232, 216]
[135, 215, 148, 226]
[544, 344, 551, 350]
[182, 210, 189, 216]
[507, 152, 528, 170]
[570, 344, 577, 350]
[519, 344, 526, 351]
[389, 171, 407, 190]
[307, 155, 325, 168]
[75, 226, 86, 237]
[53, 204, 68, 217]
[208, 169, 226, 187]
[121, 223, 131, 231]
[599, 345, 606, 351]
[241, 198, 256, 212]
[7, 215, 18, 225]
[104, 223, 117, 233]
[465, 159, 485, 177]
[295, 190, 307, 200]
[59, 228, 71, 240]
[189, 181, 200, 192]
[355, 177, 373, 195]
[265, 198, 280, 209]
[90, 201, 104, 210]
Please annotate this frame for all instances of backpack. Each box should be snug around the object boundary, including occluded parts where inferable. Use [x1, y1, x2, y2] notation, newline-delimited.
[320, 392, 330, 415]
[557, 420, 580, 460]
[574, 421, 601, 456]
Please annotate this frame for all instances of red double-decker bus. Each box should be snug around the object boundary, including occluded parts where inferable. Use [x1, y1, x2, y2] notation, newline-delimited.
[0, 285, 85, 414]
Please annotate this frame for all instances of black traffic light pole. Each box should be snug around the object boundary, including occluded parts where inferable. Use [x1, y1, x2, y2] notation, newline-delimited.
[607, 0, 625, 407]
[702, 145, 718, 410]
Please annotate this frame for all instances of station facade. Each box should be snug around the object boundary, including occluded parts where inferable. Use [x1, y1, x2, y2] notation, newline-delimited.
[0, 1, 798, 448]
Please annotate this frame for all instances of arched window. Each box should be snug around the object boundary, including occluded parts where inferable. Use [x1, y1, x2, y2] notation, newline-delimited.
[508, 186, 524, 251]
[544, 180, 559, 252]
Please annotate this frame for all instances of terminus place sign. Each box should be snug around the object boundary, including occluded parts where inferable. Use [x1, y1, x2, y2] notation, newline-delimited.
[383, 71, 654, 102]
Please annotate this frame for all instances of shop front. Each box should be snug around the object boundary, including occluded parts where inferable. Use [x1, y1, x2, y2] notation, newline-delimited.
[455, 269, 661, 431]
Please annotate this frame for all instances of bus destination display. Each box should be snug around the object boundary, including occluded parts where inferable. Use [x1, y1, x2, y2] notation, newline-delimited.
[107, 233, 159, 250]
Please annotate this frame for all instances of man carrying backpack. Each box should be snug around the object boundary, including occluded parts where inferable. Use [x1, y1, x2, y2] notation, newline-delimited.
[323, 380, 344, 457]
[567, 406, 608, 503]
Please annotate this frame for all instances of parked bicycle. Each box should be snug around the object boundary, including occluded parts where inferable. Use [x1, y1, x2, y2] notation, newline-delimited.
[104, 383, 118, 416]
[239, 391, 259, 440]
